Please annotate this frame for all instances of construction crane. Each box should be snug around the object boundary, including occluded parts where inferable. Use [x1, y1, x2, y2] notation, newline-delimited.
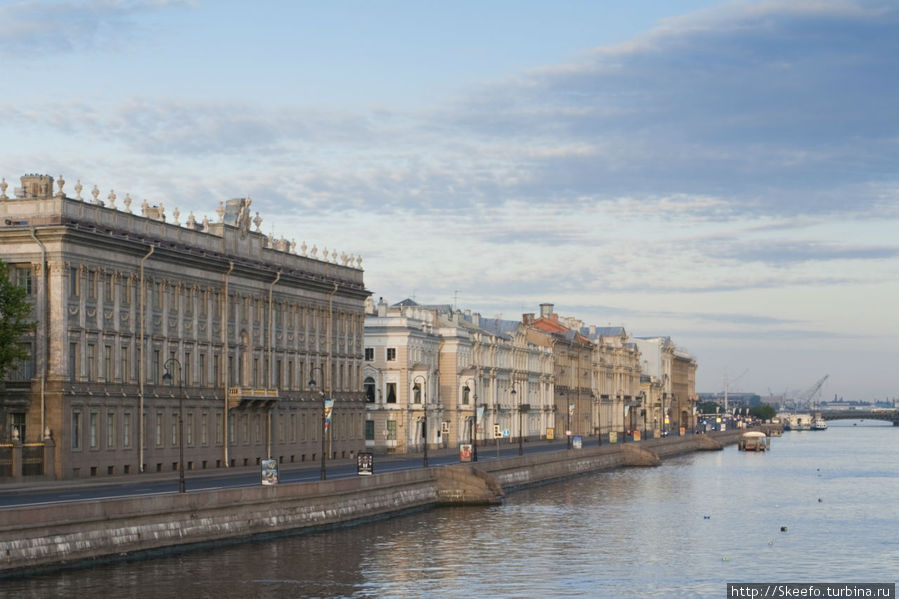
[795, 375, 829, 410]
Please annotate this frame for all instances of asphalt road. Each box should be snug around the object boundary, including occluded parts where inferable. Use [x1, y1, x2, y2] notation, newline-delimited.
[0, 439, 576, 509]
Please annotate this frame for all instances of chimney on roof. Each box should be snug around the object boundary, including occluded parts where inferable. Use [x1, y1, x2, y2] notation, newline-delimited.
[472, 313, 480, 327]
[377, 297, 388, 317]
[539, 303, 554, 318]
[523, 313, 535, 325]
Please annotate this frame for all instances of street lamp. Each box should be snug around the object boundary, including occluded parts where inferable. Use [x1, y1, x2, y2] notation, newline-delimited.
[308, 365, 327, 480]
[510, 381, 523, 456]
[414, 374, 428, 468]
[466, 379, 478, 462]
[161, 358, 185, 494]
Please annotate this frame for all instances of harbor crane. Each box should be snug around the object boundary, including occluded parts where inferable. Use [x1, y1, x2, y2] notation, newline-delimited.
[794, 375, 829, 410]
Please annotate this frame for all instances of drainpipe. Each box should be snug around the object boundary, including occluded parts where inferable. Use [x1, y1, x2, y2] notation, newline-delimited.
[266, 271, 280, 459]
[326, 282, 337, 459]
[138, 244, 154, 473]
[222, 261, 233, 467]
[28, 229, 48, 441]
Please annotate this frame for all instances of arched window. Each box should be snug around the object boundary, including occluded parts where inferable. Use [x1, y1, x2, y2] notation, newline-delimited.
[462, 386, 470, 405]
[412, 383, 422, 404]
[364, 377, 376, 403]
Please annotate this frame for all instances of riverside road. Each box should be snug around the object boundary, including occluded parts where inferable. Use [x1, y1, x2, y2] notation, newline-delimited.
[0, 438, 579, 508]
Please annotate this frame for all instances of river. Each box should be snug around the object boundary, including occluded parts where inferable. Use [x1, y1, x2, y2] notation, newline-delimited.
[5, 421, 898, 598]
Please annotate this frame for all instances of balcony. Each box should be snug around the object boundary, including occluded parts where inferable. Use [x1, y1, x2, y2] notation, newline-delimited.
[227, 387, 279, 410]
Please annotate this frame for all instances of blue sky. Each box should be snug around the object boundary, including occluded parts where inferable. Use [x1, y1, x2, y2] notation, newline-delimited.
[2, 0, 897, 401]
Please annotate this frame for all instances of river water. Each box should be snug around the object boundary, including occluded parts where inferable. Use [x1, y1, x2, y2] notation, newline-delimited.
[6, 421, 898, 598]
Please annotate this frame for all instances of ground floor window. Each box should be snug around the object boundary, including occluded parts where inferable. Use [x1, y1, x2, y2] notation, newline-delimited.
[365, 420, 375, 441]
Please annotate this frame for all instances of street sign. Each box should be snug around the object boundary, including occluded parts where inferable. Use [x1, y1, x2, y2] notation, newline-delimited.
[460, 443, 472, 462]
[261, 459, 279, 485]
[356, 452, 373, 476]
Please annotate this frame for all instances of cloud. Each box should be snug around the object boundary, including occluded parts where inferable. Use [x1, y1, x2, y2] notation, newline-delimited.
[0, 0, 191, 57]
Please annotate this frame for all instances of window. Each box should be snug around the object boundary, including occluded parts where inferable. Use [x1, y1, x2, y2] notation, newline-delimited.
[216, 412, 223, 445]
[462, 386, 470, 405]
[365, 420, 375, 441]
[15, 267, 31, 295]
[201, 413, 208, 445]
[9, 342, 33, 381]
[123, 413, 131, 448]
[106, 413, 115, 448]
[121, 345, 130, 383]
[69, 342, 78, 382]
[187, 412, 193, 445]
[364, 348, 374, 361]
[86, 343, 96, 381]
[69, 267, 79, 297]
[386, 348, 396, 361]
[364, 377, 375, 403]
[386, 420, 397, 440]
[386, 382, 397, 404]
[152, 350, 160, 384]
[105, 274, 114, 302]
[199, 353, 207, 386]
[171, 413, 178, 446]
[88, 271, 97, 299]
[72, 412, 81, 449]
[104, 345, 112, 382]
[156, 412, 164, 446]
[413, 383, 421, 404]
[89, 412, 98, 448]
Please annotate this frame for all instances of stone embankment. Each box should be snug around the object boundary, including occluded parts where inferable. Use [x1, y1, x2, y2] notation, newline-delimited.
[0, 430, 744, 576]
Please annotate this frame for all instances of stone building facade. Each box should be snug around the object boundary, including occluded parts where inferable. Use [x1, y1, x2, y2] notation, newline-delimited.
[634, 336, 698, 435]
[0, 173, 369, 480]
[363, 299, 554, 453]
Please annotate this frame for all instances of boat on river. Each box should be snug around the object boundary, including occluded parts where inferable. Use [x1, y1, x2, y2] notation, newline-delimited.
[738, 431, 770, 451]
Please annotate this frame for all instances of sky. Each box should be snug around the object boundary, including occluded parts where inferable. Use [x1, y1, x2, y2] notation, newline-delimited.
[1, 0, 897, 401]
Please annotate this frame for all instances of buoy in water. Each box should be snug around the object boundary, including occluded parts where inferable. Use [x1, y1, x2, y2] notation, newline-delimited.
[818, 498, 822, 503]
[780, 526, 788, 532]
[722, 557, 729, 561]
[704, 515, 710, 519]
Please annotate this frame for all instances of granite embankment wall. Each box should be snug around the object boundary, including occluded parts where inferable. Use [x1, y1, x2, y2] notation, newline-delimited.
[0, 430, 744, 575]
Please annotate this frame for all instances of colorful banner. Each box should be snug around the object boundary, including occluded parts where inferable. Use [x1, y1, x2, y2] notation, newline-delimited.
[324, 398, 334, 429]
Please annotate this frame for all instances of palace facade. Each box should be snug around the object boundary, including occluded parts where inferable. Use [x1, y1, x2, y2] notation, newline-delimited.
[0, 173, 369, 479]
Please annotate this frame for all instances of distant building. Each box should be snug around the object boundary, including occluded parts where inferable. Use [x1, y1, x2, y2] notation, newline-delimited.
[635, 337, 698, 433]
[0, 172, 369, 480]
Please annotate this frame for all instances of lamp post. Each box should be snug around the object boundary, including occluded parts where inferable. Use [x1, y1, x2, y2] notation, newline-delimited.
[510, 381, 523, 456]
[308, 365, 327, 481]
[414, 374, 428, 468]
[472, 385, 479, 462]
[161, 358, 185, 493]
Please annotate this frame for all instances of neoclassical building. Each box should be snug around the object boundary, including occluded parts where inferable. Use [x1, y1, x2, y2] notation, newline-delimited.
[362, 299, 554, 453]
[0, 173, 369, 480]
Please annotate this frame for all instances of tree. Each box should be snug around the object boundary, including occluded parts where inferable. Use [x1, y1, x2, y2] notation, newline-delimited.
[697, 400, 721, 414]
[749, 403, 777, 421]
[0, 259, 34, 385]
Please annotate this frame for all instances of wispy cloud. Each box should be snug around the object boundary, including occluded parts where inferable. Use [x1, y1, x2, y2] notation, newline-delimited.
[0, 0, 191, 57]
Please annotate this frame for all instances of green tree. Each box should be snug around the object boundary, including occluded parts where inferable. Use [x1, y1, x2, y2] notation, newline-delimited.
[749, 403, 777, 421]
[0, 259, 34, 384]
[697, 400, 721, 414]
